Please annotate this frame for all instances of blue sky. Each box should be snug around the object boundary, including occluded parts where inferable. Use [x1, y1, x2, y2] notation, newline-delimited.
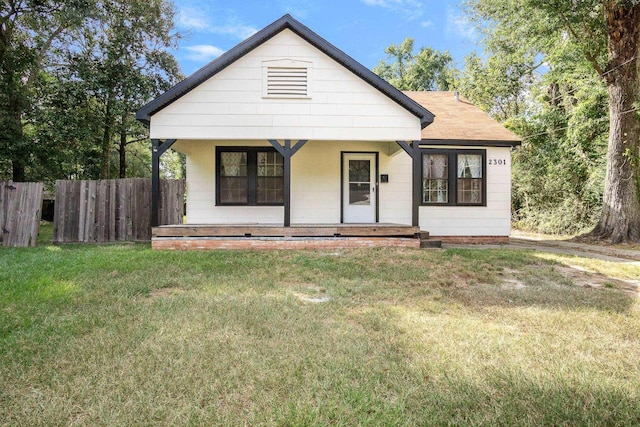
[171, 0, 481, 77]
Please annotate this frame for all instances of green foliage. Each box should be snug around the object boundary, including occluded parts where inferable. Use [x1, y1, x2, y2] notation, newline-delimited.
[0, 1, 97, 180]
[459, 52, 536, 122]
[459, 0, 633, 235]
[374, 38, 457, 91]
[0, 0, 183, 183]
[508, 57, 609, 234]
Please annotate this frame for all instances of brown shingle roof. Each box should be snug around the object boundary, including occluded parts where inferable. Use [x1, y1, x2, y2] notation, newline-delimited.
[404, 91, 521, 143]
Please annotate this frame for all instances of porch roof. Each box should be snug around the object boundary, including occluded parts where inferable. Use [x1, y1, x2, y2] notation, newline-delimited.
[405, 91, 521, 145]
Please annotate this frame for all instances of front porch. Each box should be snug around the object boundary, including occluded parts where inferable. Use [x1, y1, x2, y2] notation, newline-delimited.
[151, 223, 437, 250]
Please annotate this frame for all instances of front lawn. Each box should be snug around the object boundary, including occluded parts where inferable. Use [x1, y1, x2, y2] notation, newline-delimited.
[1, 244, 638, 426]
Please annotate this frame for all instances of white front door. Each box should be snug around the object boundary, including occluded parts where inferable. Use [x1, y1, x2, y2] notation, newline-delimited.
[342, 153, 377, 223]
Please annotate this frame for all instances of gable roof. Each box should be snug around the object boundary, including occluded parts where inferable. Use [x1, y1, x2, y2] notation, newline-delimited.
[136, 14, 434, 128]
[405, 91, 521, 145]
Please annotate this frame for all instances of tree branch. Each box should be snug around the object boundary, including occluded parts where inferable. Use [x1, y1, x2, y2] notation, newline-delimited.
[558, 10, 605, 75]
[26, 24, 66, 88]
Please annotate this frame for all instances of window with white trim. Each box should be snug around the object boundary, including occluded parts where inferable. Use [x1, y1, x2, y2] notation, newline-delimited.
[421, 149, 486, 206]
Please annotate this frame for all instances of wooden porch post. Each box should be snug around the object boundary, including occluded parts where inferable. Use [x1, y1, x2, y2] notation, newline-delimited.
[283, 140, 292, 227]
[268, 139, 307, 227]
[396, 141, 421, 227]
[151, 138, 177, 227]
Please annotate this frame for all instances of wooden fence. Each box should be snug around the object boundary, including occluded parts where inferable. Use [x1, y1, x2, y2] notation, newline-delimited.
[53, 178, 185, 243]
[0, 181, 44, 247]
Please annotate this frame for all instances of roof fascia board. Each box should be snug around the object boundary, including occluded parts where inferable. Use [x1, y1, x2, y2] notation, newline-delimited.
[420, 139, 521, 147]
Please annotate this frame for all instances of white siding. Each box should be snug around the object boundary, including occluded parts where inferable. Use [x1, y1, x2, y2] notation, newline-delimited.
[419, 146, 512, 236]
[182, 141, 512, 237]
[181, 140, 413, 225]
[150, 29, 421, 141]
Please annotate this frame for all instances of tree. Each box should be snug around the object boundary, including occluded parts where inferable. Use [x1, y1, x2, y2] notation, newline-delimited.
[374, 38, 457, 91]
[67, 0, 181, 179]
[458, 52, 536, 122]
[0, 0, 94, 181]
[465, 0, 640, 242]
[0, 0, 182, 182]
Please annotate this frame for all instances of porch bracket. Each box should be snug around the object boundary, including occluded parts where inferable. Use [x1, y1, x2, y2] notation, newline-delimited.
[396, 140, 421, 227]
[267, 139, 285, 156]
[152, 138, 177, 227]
[267, 139, 308, 227]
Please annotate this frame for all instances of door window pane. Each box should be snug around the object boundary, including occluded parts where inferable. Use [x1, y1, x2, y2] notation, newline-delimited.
[348, 159, 371, 205]
[349, 183, 370, 205]
[349, 160, 370, 183]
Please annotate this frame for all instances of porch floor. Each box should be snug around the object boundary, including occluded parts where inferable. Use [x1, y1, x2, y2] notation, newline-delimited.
[152, 223, 421, 238]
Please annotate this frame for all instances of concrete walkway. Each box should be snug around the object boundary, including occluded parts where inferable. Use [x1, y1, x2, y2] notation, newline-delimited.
[445, 235, 640, 264]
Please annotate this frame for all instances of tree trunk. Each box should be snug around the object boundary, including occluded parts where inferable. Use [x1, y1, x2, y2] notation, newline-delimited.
[11, 160, 25, 182]
[592, 2, 640, 242]
[119, 125, 127, 179]
[100, 94, 113, 179]
[8, 90, 26, 182]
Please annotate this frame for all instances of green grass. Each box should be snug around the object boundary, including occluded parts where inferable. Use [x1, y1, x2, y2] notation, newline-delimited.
[1, 242, 639, 426]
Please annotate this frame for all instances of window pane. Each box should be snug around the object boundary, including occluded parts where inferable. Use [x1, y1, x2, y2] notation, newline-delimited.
[457, 178, 483, 204]
[220, 177, 248, 203]
[257, 177, 284, 203]
[423, 178, 448, 203]
[423, 154, 447, 179]
[349, 160, 370, 183]
[257, 151, 284, 203]
[349, 183, 370, 205]
[422, 154, 448, 203]
[457, 154, 482, 178]
[258, 151, 284, 177]
[220, 152, 247, 177]
[457, 154, 483, 204]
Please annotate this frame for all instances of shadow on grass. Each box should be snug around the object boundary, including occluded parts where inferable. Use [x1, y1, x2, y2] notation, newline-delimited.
[279, 303, 640, 426]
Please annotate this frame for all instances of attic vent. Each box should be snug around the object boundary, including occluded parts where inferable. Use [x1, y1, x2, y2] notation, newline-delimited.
[267, 67, 307, 96]
[262, 60, 312, 98]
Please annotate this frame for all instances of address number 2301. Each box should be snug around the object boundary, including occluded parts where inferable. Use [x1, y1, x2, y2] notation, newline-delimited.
[488, 159, 507, 166]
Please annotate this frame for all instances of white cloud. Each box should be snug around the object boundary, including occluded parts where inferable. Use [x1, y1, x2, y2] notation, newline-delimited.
[176, 5, 257, 41]
[184, 45, 225, 62]
[280, 0, 313, 19]
[209, 23, 258, 40]
[420, 20, 433, 28]
[360, 0, 424, 20]
[177, 7, 210, 30]
[446, 9, 477, 40]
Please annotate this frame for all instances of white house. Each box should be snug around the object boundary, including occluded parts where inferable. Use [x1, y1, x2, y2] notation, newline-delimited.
[137, 15, 520, 250]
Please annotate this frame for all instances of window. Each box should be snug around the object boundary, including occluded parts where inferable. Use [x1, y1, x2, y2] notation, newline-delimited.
[216, 147, 284, 205]
[421, 149, 485, 206]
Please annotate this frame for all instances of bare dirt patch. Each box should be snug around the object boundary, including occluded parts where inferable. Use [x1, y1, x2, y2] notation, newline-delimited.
[148, 287, 187, 299]
[289, 284, 331, 303]
[554, 266, 639, 295]
[501, 278, 527, 290]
